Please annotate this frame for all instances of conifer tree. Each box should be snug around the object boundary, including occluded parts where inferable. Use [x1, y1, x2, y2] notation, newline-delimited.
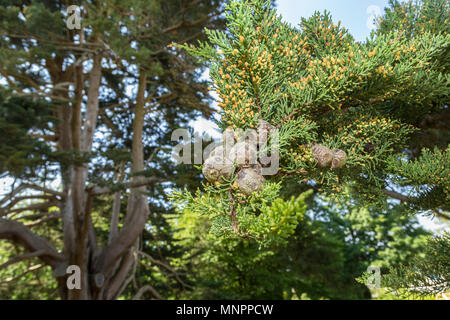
[380, 233, 449, 298]
[166, 197, 430, 299]
[174, 0, 449, 267]
[0, 0, 225, 299]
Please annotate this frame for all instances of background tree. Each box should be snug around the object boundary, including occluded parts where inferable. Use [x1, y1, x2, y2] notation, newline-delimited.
[0, 0, 225, 300]
[167, 191, 429, 300]
[373, 0, 450, 297]
[380, 233, 449, 298]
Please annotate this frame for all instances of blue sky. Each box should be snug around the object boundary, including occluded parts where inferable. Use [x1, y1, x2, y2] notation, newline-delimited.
[276, 0, 390, 42]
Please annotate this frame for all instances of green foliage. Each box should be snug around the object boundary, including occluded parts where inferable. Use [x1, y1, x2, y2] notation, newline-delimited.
[388, 146, 450, 209]
[169, 209, 287, 299]
[171, 187, 309, 247]
[0, 88, 57, 177]
[168, 201, 341, 299]
[168, 193, 430, 299]
[238, 193, 308, 246]
[377, 0, 450, 37]
[324, 202, 429, 268]
[381, 233, 450, 298]
[174, 0, 449, 250]
[0, 0, 447, 301]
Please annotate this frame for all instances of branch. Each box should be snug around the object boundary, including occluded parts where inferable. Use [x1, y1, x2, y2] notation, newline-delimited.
[277, 102, 312, 127]
[24, 214, 60, 228]
[81, 48, 103, 152]
[29, 133, 59, 142]
[383, 190, 449, 219]
[137, 251, 192, 290]
[94, 69, 150, 281]
[108, 163, 125, 244]
[21, 184, 65, 197]
[162, 1, 222, 34]
[0, 67, 41, 91]
[133, 285, 163, 300]
[383, 189, 409, 202]
[7, 200, 59, 217]
[227, 191, 253, 240]
[91, 177, 166, 196]
[275, 169, 309, 177]
[433, 209, 450, 221]
[0, 183, 64, 208]
[93, 193, 148, 277]
[13, 211, 59, 221]
[0, 264, 45, 284]
[0, 250, 47, 271]
[228, 191, 239, 235]
[0, 185, 27, 207]
[0, 195, 57, 216]
[0, 219, 64, 268]
[109, 248, 138, 300]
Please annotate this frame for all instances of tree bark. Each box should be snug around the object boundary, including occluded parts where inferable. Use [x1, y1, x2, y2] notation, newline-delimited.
[0, 26, 157, 301]
[93, 69, 149, 299]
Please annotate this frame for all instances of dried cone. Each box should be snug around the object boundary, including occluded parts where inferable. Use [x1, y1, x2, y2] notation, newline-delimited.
[228, 141, 258, 166]
[331, 149, 347, 169]
[209, 146, 226, 159]
[202, 156, 234, 183]
[236, 168, 264, 195]
[311, 144, 333, 168]
[251, 163, 262, 175]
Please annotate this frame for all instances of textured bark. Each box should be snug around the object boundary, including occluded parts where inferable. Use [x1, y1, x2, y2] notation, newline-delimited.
[0, 220, 65, 268]
[0, 56, 162, 299]
[0, 45, 109, 299]
[0, 0, 226, 299]
[94, 69, 149, 299]
[108, 164, 125, 245]
[68, 49, 103, 300]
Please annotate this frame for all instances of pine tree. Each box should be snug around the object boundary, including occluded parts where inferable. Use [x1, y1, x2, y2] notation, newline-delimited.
[0, 89, 56, 177]
[0, 0, 225, 300]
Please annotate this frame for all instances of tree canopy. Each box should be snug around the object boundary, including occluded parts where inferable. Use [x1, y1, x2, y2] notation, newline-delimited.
[0, 0, 448, 300]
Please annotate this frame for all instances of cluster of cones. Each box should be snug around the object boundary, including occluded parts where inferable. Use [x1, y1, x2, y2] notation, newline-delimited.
[202, 120, 348, 196]
[311, 144, 347, 170]
[202, 120, 272, 195]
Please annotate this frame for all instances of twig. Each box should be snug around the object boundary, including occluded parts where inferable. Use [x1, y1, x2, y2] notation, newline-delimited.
[228, 191, 239, 235]
[137, 251, 192, 290]
[0, 250, 47, 271]
[277, 102, 312, 128]
[133, 285, 163, 300]
[0, 264, 45, 284]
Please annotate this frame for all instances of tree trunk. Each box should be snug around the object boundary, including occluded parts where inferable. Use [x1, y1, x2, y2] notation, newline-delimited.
[0, 51, 154, 300]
